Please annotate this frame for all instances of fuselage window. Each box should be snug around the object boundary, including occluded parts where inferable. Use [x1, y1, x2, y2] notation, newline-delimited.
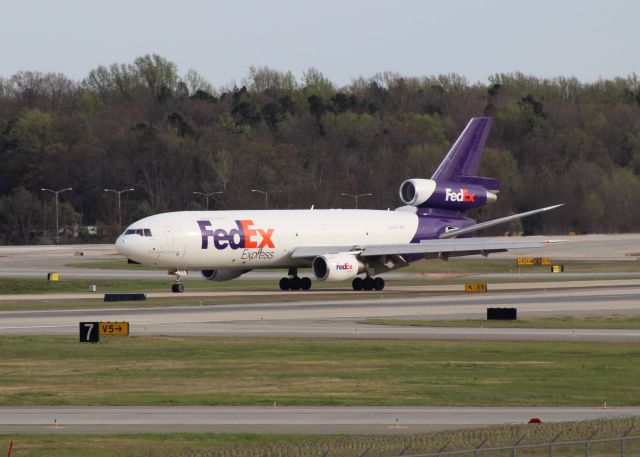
[144, 229, 152, 237]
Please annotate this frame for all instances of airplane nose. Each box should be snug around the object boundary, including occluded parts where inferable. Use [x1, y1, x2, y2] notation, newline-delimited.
[115, 235, 130, 257]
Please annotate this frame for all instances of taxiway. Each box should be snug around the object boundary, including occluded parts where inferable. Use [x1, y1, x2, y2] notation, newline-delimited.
[1, 406, 637, 434]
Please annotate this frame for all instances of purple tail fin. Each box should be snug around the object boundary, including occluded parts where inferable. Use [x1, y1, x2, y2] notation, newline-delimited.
[431, 117, 499, 191]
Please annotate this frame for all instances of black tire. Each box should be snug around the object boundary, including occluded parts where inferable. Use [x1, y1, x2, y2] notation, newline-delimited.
[290, 276, 301, 291]
[363, 276, 374, 291]
[279, 277, 290, 291]
[300, 277, 312, 290]
[171, 284, 178, 293]
[352, 277, 363, 291]
[172, 283, 184, 293]
[374, 277, 385, 291]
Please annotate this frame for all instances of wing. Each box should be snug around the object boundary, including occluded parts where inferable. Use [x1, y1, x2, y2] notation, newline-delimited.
[291, 203, 563, 267]
[291, 237, 556, 260]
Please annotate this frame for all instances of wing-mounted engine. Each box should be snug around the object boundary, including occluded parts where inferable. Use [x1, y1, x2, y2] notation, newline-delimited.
[399, 178, 496, 211]
[312, 254, 364, 281]
[201, 269, 251, 281]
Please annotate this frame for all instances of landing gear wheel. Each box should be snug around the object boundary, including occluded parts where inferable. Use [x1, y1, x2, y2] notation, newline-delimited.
[290, 276, 301, 291]
[279, 277, 290, 291]
[352, 277, 363, 291]
[374, 277, 385, 291]
[363, 276, 374, 291]
[171, 283, 184, 293]
[300, 277, 312, 290]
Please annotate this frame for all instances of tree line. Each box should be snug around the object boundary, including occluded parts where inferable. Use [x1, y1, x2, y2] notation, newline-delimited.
[1, 54, 639, 244]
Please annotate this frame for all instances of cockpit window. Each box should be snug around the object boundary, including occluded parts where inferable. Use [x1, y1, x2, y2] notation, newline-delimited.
[124, 228, 153, 236]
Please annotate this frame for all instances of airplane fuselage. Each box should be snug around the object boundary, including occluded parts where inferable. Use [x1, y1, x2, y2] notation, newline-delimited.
[116, 209, 469, 270]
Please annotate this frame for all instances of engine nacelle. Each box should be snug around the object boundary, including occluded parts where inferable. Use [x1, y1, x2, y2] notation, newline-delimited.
[399, 179, 437, 206]
[312, 254, 364, 281]
[201, 269, 250, 281]
[399, 178, 496, 210]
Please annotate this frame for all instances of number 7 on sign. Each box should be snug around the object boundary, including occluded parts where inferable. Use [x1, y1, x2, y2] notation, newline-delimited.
[84, 323, 94, 341]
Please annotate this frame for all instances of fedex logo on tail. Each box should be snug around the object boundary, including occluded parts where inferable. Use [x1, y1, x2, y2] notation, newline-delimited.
[198, 220, 274, 250]
[445, 188, 475, 203]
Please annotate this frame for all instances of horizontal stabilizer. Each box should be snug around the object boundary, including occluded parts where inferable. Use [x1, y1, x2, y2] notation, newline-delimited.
[439, 204, 564, 239]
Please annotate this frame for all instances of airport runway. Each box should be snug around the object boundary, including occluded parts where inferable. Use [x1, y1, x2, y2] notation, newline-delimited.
[1, 283, 640, 340]
[1, 406, 638, 434]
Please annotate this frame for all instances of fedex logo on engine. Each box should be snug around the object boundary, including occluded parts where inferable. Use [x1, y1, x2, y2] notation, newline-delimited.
[336, 263, 353, 271]
[197, 220, 274, 250]
[445, 188, 475, 203]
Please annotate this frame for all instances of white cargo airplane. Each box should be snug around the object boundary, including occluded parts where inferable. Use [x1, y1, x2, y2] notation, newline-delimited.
[116, 117, 561, 292]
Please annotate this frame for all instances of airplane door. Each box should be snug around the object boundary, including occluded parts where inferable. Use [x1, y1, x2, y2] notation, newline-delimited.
[163, 226, 174, 246]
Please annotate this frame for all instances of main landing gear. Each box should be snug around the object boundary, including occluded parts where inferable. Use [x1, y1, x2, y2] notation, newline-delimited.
[279, 267, 312, 291]
[352, 276, 385, 291]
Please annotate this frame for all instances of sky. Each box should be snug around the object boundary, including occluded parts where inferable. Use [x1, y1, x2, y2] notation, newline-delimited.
[1, 0, 639, 88]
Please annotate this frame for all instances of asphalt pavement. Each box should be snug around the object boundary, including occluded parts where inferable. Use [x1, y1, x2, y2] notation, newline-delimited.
[2, 406, 637, 434]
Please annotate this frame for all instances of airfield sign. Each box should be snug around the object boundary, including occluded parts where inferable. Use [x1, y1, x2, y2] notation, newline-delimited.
[99, 321, 129, 336]
[79, 322, 99, 343]
[465, 283, 487, 293]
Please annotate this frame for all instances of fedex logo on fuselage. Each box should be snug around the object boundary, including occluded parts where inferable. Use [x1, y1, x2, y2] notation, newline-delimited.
[336, 263, 352, 271]
[445, 188, 475, 203]
[197, 219, 274, 250]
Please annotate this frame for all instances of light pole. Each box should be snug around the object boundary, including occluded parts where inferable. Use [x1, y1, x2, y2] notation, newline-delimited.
[251, 189, 268, 209]
[341, 192, 373, 209]
[41, 187, 72, 243]
[193, 191, 223, 210]
[104, 188, 134, 226]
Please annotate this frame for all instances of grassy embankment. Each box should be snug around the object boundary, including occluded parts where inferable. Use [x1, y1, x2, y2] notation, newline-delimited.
[1, 336, 638, 407]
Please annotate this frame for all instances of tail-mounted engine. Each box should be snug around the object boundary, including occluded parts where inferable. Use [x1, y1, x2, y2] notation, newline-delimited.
[399, 178, 496, 211]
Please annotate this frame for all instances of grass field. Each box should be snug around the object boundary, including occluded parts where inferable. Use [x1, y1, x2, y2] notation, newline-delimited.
[362, 315, 640, 329]
[4, 418, 640, 457]
[1, 336, 639, 407]
[0, 277, 280, 295]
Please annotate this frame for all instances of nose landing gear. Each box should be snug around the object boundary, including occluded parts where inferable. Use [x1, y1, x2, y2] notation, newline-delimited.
[352, 276, 385, 291]
[170, 269, 187, 293]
